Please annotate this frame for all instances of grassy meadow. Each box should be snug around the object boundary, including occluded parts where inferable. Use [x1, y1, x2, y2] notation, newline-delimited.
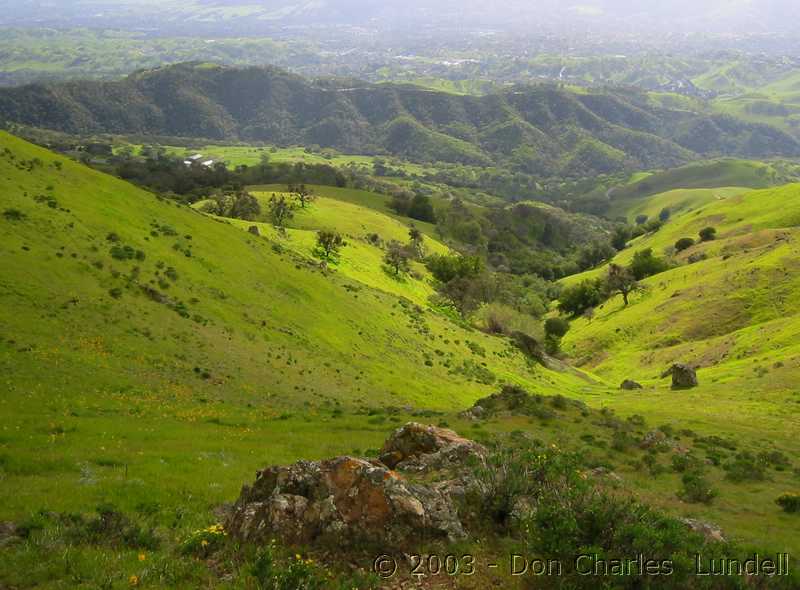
[2, 128, 800, 587]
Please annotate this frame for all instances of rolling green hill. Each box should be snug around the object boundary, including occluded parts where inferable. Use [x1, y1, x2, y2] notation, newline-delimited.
[3, 130, 800, 585]
[558, 182, 800, 556]
[2, 62, 800, 178]
[0, 129, 609, 584]
[605, 159, 793, 219]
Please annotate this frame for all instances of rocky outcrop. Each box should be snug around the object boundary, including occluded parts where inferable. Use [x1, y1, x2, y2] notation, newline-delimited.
[226, 423, 486, 548]
[620, 379, 643, 390]
[661, 363, 698, 389]
[226, 455, 465, 547]
[680, 518, 725, 543]
[379, 422, 486, 472]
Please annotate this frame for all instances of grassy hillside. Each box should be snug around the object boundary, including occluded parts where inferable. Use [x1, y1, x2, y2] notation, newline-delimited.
[610, 186, 751, 224]
[193, 189, 448, 306]
[608, 159, 780, 206]
[559, 183, 800, 554]
[3, 130, 800, 586]
[0, 130, 613, 585]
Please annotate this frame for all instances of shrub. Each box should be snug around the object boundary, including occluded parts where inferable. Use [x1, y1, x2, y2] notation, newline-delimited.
[544, 317, 570, 339]
[699, 226, 717, 242]
[725, 451, 767, 483]
[776, 493, 800, 513]
[474, 444, 734, 587]
[557, 279, 603, 317]
[679, 470, 718, 504]
[674, 237, 695, 252]
[2, 208, 26, 221]
[629, 248, 670, 280]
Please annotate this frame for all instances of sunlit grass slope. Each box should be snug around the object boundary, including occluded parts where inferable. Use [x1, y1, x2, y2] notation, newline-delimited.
[561, 182, 800, 437]
[607, 159, 779, 219]
[558, 183, 800, 554]
[0, 130, 608, 585]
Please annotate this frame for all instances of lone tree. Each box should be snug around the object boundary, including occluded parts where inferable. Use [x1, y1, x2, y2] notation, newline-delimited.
[384, 240, 412, 276]
[408, 225, 424, 258]
[228, 190, 261, 221]
[290, 183, 314, 209]
[268, 193, 294, 228]
[699, 226, 717, 242]
[315, 230, 344, 260]
[605, 263, 640, 306]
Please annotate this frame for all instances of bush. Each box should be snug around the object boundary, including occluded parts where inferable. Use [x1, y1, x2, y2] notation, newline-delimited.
[725, 451, 767, 483]
[699, 226, 717, 242]
[679, 470, 718, 504]
[2, 208, 26, 221]
[629, 248, 670, 280]
[674, 237, 695, 252]
[557, 280, 603, 317]
[544, 317, 570, 339]
[776, 493, 800, 513]
[473, 444, 735, 588]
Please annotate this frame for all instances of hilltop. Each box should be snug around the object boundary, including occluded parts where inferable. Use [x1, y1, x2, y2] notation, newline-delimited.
[1, 63, 799, 179]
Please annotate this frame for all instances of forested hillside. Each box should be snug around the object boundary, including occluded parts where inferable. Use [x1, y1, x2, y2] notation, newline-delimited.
[1, 63, 799, 178]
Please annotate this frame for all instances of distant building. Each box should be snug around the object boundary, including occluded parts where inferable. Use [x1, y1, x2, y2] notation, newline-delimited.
[201, 160, 214, 167]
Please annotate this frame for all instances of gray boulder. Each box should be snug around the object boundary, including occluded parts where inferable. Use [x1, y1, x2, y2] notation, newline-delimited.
[661, 363, 698, 389]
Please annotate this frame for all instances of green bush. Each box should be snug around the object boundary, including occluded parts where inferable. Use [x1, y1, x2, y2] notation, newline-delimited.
[629, 248, 670, 280]
[2, 208, 26, 221]
[544, 317, 570, 339]
[679, 470, 718, 504]
[557, 279, 603, 317]
[725, 451, 767, 483]
[674, 237, 695, 252]
[776, 493, 800, 514]
[699, 226, 717, 242]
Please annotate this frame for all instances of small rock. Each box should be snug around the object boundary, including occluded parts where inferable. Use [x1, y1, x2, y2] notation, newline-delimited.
[680, 518, 725, 543]
[459, 405, 485, 420]
[248, 225, 260, 236]
[620, 379, 643, 390]
[640, 430, 669, 450]
[0, 522, 18, 548]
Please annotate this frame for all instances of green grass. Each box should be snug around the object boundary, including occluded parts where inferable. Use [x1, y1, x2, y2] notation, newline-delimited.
[3, 130, 800, 585]
[557, 182, 800, 551]
[0, 130, 608, 587]
[607, 159, 780, 218]
[117, 142, 435, 176]
[611, 186, 751, 224]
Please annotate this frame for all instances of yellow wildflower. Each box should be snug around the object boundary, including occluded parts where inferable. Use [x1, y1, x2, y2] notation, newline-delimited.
[129, 575, 139, 586]
[201, 539, 209, 547]
[138, 553, 146, 562]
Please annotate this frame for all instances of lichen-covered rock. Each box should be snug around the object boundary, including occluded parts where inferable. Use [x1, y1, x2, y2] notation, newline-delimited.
[661, 364, 698, 389]
[459, 405, 485, 420]
[639, 430, 669, 450]
[379, 422, 486, 472]
[226, 455, 465, 547]
[680, 518, 725, 543]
